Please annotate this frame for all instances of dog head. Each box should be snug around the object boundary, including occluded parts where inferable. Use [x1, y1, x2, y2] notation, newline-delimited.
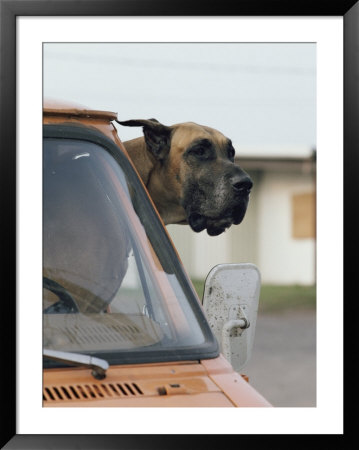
[118, 119, 252, 236]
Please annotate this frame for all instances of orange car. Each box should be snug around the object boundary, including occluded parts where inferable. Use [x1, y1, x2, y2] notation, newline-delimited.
[42, 100, 271, 407]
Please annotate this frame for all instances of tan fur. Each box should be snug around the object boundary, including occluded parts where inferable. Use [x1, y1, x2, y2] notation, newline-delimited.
[123, 122, 228, 225]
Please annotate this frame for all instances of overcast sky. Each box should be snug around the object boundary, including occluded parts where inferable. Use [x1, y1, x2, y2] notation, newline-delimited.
[43, 43, 316, 149]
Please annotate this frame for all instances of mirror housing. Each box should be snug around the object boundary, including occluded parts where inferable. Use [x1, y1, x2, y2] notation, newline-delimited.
[202, 263, 261, 372]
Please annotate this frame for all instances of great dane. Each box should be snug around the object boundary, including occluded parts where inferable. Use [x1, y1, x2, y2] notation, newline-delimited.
[117, 118, 253, 236]
[43, 118, 253, 314]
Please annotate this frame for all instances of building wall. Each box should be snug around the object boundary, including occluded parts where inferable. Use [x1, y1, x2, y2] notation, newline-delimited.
[256, 171, 316, 284]
[167, 223, 229, 280]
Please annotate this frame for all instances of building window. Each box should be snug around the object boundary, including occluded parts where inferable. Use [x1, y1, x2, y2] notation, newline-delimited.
[292, 192, 316, 239]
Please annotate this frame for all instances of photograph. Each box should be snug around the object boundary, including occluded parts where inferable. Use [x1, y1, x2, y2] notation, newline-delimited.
[42, 42, 316, 408]
[2, 1, 354, 446]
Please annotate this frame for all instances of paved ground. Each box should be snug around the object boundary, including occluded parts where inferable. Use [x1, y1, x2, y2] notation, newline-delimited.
[243, 309, 316, 407]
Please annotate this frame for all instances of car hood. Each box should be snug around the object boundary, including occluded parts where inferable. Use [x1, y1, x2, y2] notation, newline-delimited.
[43, 356, 271, 407]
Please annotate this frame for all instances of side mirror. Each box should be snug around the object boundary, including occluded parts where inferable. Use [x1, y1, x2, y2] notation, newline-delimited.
[202, 263, 261, 372]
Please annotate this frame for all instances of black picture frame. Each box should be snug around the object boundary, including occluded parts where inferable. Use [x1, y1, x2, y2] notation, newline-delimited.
[1, 1, 357, 448]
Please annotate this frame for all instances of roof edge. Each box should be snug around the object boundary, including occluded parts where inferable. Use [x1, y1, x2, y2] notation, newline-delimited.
[43, 98, 118, 121]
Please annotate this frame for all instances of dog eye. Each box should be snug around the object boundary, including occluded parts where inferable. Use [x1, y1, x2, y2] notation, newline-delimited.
[190, 146, 206, 157]
[186, 140, 214, 160]
[228, 147, 235, 161]
[194, 147, 205, 156]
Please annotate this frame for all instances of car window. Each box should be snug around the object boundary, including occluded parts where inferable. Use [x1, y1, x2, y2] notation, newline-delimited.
[43, 133, 218, 367]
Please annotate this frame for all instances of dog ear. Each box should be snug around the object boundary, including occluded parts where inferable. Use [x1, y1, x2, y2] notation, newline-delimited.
[117, 119, 172, 161]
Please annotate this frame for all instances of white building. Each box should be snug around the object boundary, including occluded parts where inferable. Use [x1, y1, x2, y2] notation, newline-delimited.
[167, 145, 316, 285]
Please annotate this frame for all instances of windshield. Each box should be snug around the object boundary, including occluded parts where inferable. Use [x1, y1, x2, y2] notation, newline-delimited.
[43, 125, 218, 367]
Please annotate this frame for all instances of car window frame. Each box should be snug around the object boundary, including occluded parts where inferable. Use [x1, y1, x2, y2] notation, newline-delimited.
[43, 123, 219, 367]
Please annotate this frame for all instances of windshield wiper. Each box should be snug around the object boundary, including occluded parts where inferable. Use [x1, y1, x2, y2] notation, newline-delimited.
[43, 348, 109, 380]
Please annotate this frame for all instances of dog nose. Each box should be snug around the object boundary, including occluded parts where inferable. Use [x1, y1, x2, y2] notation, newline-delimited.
[231, 174, 253, 194]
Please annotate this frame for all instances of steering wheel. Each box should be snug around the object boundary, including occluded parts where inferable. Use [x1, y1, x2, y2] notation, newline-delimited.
[43, 276, 79, 314]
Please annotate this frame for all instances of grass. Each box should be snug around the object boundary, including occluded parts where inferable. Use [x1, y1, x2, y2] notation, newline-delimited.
[191, 279, 316, 313]
[257, 284, 316, 312]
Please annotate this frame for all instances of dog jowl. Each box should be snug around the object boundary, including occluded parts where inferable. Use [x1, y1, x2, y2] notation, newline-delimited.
[117, 118, 253, 236]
